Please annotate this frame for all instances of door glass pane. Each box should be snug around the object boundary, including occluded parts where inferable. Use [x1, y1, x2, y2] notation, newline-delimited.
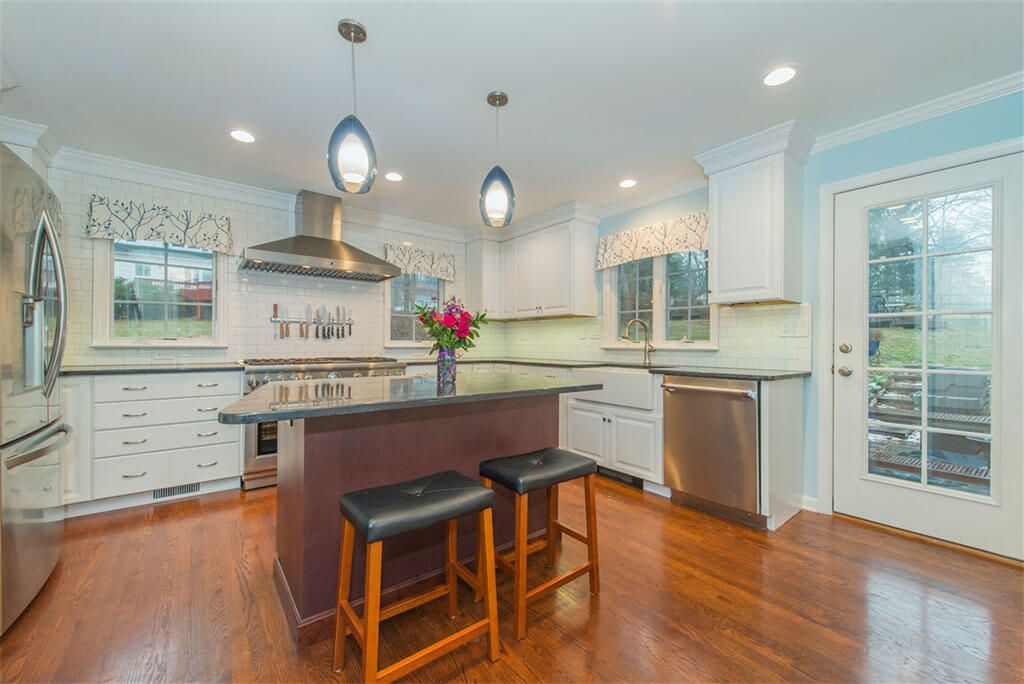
[927, 314, 991, 370]
[869, 200, 923, 259]
[927, 432, 991, 496]
[928, 251, 991, 311]
[868, 370, 921, 426]
[927, 373, 991, 434]
[869, 317, 922, 368]
[869, 259, 921, 313]
[927, 187, 992, 252]
[868, 425, 922, 483]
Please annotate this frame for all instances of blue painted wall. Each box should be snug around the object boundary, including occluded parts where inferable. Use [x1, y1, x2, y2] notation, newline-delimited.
[801, 90, 1024, 500]
[599, 186, 707, 236]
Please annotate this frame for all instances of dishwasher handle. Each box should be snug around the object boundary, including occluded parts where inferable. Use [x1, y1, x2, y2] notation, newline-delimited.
[663, 384, 757, 400]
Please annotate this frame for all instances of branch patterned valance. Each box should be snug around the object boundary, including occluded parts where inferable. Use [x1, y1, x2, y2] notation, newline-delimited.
[595, 211, 709, 270]
[384, 243, 456, 281]
[86, 195, 233, 253]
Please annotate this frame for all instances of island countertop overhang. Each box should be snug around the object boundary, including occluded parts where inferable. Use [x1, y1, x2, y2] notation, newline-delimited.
[218, 372, 602, 424]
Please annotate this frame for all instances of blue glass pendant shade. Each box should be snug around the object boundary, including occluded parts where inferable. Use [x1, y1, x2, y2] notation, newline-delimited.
[327, 114, 377, 194]
[479, 165, 515, 227]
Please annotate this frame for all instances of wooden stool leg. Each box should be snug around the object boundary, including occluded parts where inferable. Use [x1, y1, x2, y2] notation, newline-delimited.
[513, 491, 529, 640]
[362, 541, 383, 684]
[584, 474, 600, 595]
[479, 507, 501, 662]
[332, 519, 355, 672]
[446, 519, 458, 618]
[546, 484, 559, 567]
[474, 477, 493, 602]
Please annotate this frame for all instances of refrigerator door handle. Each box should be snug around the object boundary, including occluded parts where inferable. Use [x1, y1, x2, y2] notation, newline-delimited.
[4, 424, 72, 470]
[31, 211, 69, 399]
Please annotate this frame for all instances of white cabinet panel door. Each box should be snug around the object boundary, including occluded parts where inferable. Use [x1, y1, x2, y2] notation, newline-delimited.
[61, 376, 93, 504]
[566, 401, 607, 466]
[609, 410, 662, 483]
[514, 233, 541, 315]
[539, 223, 572, 314]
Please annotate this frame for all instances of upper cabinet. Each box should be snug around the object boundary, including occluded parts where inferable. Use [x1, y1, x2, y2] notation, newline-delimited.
[695, 120, 814, 305]
[467, 202, 599, 320]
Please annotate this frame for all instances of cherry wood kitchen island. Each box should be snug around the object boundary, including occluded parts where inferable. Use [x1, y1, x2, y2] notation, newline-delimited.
[219, 372, 600, 646]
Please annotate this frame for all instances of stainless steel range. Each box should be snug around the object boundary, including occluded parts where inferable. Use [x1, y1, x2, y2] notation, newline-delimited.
[241, 357, 406, 489]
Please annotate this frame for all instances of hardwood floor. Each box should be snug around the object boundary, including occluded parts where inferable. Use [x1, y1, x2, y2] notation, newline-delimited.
[1, 477, 1021, 682]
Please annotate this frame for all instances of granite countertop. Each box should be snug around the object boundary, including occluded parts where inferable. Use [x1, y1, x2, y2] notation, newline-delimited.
[218, 372, 602, 424]
[403, 356, 809, 379]
[61, 362, 243, 376]
[654, 366, 810, 381]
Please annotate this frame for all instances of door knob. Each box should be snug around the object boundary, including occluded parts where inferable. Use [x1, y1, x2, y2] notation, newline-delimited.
[837, 365, 853, 377]
[838, 342, 853, 354]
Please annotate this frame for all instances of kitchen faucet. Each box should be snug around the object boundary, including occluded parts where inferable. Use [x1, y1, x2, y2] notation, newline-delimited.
[620, 318, 656, 367]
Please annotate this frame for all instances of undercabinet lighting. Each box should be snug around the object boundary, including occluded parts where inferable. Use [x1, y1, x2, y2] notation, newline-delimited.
[762, 65, 797, 87]
[618, 179, 637, 189]
[230, 129, 256, 143]
[384, 172, 403, 182]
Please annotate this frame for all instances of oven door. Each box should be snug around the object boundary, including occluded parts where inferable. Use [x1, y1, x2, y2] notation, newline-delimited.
[243, 420, 278, 489]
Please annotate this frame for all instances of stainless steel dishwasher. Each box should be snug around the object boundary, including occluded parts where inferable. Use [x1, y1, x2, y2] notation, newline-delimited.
[662, 376, 763, 526]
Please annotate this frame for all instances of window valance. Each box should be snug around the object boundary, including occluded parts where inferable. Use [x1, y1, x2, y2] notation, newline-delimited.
[86, 195, 234, 254]
[595, 211, 708, 270]
[384, 243, 455, 281]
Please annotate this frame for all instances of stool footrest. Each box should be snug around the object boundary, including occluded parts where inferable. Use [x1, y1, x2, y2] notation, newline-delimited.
[525, 562, 592, 603]
[376, 619, 491, 684]
[553, 521, 589, 544]
[340, 601, 366, 647]
[379, 583, 449, 622]
[452, 561, 482, 593]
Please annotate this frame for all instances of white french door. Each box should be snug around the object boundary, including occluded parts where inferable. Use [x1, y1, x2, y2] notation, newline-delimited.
[833, 153, 1023, 560]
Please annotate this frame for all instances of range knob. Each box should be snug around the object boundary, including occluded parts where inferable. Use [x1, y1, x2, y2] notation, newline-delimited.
[327, 371, 340, 379]
[275, 374, 284, 382]
[288, 373, 299, 381]
[247, 376, 259, 389]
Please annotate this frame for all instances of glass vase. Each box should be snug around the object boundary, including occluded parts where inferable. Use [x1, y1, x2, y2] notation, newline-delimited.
[436, 349, 457, 396]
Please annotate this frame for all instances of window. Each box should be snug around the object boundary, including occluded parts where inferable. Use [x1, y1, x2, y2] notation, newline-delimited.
[605, 251, 717, 349]
[387, 273, 444, 345]
[93, 239, 227, 347]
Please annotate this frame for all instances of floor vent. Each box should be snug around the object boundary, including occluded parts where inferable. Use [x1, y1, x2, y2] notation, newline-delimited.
[153, 482, 201, 499]
[596, 466, 642, 489]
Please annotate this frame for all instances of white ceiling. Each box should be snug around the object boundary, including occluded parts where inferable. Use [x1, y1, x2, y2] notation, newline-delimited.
[2, 2, 1021, 228]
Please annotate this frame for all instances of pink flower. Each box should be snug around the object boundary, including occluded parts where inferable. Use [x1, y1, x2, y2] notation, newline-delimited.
[442, 314, 457, 328]
[456, 321, 470, 338]
[459, 310, 471, 324]
[432, 313, 442, 322]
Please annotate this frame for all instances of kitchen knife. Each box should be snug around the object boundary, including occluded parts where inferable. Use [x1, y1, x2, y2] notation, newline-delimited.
[336, 306, 342, 339]
[284, 306, 290, 338]
[306, 304, 312, 339]
[340, 306, 345, 338]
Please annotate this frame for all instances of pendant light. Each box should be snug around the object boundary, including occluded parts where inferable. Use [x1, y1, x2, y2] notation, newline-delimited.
[328, 19, 377, 194]
[479, 91, 515, 227]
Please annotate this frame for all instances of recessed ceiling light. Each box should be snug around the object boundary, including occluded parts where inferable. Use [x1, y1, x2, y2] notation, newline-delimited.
[762, 65, 797, 87]
[230, 129, 256, 143]
[618, 179, 637, 189]
[384, 172, 403, 182]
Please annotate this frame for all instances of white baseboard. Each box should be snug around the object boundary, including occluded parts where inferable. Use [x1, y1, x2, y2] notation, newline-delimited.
[643, 481, 672, 499]
[802, 495, 819, 512]
[65, 476, 240, 519]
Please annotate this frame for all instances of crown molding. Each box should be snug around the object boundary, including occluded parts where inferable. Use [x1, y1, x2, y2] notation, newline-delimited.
[811, 71, 1024, 154]
[0, 115, 60, 168]
[341, 204, 467, 243]
[598, 176, 707, 218]
[466, 200, 601, 243]
[695, 119, 814, 175]
[50, 147, 296, 211]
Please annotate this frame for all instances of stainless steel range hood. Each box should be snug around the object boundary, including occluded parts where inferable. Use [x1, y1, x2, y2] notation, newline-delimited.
[239, 190, 401, 281]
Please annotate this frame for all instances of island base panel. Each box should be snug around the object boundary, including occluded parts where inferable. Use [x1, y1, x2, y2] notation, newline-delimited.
[275, 395, 558, 645]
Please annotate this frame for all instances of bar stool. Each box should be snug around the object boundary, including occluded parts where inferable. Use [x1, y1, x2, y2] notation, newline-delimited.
[479, 447, 599, 640]
[333, 470, 500, 684]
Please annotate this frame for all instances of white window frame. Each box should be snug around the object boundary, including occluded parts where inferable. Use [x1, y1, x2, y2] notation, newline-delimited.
[91, 239, 228, 348]
[602, 254, 719, 351]
[383, 273, 445, 349]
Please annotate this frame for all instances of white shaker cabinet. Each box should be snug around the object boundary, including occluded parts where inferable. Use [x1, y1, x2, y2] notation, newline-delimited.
[60, 375, 93, 505]
[566, 400, 662, 483]
[695, 120, 813, 304]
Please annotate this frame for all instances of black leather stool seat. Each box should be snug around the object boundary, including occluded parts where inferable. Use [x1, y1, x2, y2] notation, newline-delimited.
[340, 470, 495, 543]
[479, 447, 597, 495]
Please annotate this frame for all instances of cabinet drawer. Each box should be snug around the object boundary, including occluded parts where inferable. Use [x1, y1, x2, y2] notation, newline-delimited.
[94, 394, 238, 430]
[93, 442, 239, 500]
[94, 420, 239, 459]
[93, 371, 240, 403]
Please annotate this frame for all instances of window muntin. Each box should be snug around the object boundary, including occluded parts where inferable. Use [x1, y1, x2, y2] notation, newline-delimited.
[666, 250, 711, 342]
[113, 239, 215, 340]
[616, 257, 653, 342]
[389, 273, 443, 343]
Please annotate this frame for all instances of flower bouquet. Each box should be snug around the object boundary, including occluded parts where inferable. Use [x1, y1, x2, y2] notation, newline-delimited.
[414, 296, 488, 392]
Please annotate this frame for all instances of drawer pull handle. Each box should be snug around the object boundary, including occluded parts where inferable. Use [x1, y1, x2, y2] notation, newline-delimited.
[122, 438, 148, 445]
[196, 407, 218, 412]
[122, 411, 148, 417]
[197, 431, 219, 438]
[122, 386, 148, 391]
[196, 382, 219, 388]
[122, 471, 147, 479]
[196, 460, 219, 468]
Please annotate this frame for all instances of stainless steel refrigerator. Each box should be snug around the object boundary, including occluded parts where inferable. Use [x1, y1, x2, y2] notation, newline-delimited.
[0, 143, 70, 635]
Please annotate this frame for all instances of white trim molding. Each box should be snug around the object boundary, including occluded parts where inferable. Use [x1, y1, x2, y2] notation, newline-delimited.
[811, 72, 1024, 154]
[814, 136, 1023, 516]
[695, 119, 815, 174]
[343, 204, 467, 242]
[50, 147, 296, 211]
[0, 114, 60, 169]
